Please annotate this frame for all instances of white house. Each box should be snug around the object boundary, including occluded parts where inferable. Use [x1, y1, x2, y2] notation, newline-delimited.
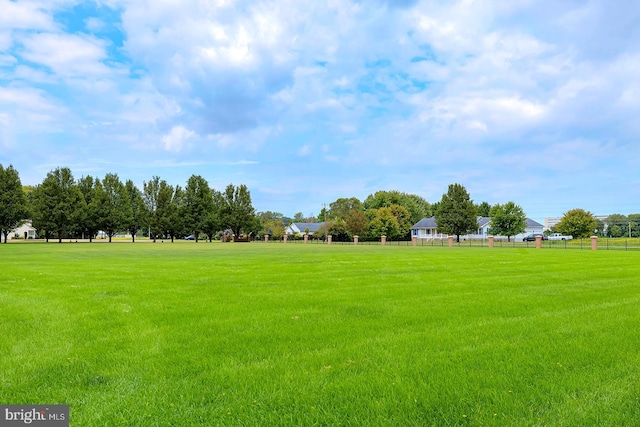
[285, 222, 327, 235]
[6, 220, 37, 240]
[411, 217, 544, 241]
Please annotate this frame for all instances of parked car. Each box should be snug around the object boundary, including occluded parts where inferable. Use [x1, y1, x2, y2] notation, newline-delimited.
[523, 233, 548, 242]
[184, 235, 195, 240]
[547, 233, 573, 241]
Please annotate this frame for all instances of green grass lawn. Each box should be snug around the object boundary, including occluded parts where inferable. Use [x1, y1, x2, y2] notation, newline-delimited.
[1, 242, 640, 426]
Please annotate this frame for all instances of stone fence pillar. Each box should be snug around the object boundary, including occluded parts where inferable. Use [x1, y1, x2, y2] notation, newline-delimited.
[264, 235, 269, 243]
[412, 236, 417, 246]
[354, 235, 359, 245]
[304, 234, 309, 244]
[283, 235, 288, 243]
[591, 236, 598, 250]
[535, 235, 542, 249]
[381, 235, 386, 246]
[448, 236, 454, 247]
[327, 235, 332, 245]
[488, 236, 494, 248]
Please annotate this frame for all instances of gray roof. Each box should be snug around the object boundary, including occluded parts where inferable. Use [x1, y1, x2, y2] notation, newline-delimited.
[477, 216, 491, 227]
[292, 222, 326, 233]
[412, 216, 541, 229]
[526, 218, 543, 227]
[411, 217, 437, 229]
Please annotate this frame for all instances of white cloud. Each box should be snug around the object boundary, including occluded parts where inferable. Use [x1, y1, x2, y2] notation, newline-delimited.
[19, 32, 111, 77]
[0, 0, 55, 31]
[161, 125, 195, 152]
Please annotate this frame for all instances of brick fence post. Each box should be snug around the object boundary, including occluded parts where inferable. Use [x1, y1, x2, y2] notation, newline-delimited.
[535, 235, 542, 249]
[264, 235, 269, 243]
[591, 236, 598, 250]
[488, 236, 494, 248]
[304, 234, 309, 244]
[327, 235, 332, 245]
[412, 236, 417, 246]
[448, 236, 454, 247]
[381, 235, 386, 246]
[354, 235, 359, 246]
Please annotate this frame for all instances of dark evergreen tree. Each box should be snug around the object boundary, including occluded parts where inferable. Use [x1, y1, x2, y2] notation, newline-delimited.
[434, 183, 477, 242]
[181, 175, 214, 242]
[31, 167, 83, 243]
[125, 180, 146, 242]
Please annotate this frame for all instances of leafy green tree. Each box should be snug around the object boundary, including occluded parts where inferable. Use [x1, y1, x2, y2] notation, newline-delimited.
[125, 180, 146, 242]
[489, 202, 526, 242]
[389, 204, 412, 239]
[369, 207, 401, 239]
[77, 176, 100, 241]
[345, 209, 368, 238]
[605, 214, 628, 237]
[94, 173, 132, 243]
[202, 189, 223, 242]
[181, 175, 214, 242]
[556, 208, 597, 239]
[434, 183, 477, 242]
[256, 211, 285, 239]
[476, 201, 492, 217]
[143, 176, 174, 242]
[363, 190, 431, 225]
[329, 197, 363, 220]
[609, 224, 623, 238]
[220, 184, 256, 238]
[0, 164, 28, 243]
[31, 167, 84, 243]
[165, 185, 183, 242]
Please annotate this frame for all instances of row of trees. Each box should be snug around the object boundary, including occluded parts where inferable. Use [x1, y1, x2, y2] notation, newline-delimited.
[2, 164, 634, 243]
[0, 165, 256, 243]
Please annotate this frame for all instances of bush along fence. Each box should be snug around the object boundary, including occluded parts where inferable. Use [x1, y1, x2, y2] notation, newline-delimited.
[259, 234, 640, 250]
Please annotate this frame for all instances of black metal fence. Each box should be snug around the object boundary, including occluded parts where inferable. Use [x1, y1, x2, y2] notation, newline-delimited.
[257, 236, 640, 250]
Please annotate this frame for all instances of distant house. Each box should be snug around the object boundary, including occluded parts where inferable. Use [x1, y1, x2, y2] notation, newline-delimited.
[7, 220, 37, 240]
[411, 217, 544, 241]
[285, 222, 327, 235]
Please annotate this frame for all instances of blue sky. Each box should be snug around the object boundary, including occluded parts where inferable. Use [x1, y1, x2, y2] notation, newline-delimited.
[1, 0, 639, 223]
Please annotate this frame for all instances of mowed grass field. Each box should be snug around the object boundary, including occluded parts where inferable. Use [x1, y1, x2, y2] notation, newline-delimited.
[1, 242, 640, 426]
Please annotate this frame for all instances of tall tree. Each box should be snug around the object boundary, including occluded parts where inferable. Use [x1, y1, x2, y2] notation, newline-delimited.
[143, 176, 164, 242]
[165, 185, 183, 242]
[220, 184, 256, 238]
[77, 176, 100, 242]
[125, 180, 146, 242]
[363, 190, 431, 225]
[434, 183, 477, 242]
[329, 197, 363, 220]
[555, 209, 597, 239]
[369, 207, 401, 239]
[31, 167, 83, 243]
[202, 188, 223, 242]
[0, 164, 28, 243]
[94, 173, 131, 243]
[181, 175, 214, 242]
[476, 201, 492, 217]
[489, 202, 526, 242]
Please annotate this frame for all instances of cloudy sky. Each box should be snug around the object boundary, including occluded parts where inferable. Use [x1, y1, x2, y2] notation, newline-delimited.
[1, 0, 639, 223]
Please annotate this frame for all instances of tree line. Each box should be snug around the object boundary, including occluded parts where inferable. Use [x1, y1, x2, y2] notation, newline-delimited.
[0, 165, 255, 243]
[1, 164, 631, 243]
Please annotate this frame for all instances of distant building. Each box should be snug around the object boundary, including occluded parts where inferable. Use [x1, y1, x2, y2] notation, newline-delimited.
[411, 217, 544, 241]
[7, 221, 37, 240]
[285, 222, 327, 235]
